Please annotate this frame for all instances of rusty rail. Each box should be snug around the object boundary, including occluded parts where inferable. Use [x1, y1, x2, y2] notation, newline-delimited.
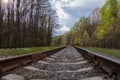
[74, 46, 120, 80]
[0, 46, 66, 77]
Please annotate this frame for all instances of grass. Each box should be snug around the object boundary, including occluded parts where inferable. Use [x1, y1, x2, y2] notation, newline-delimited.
[0, 46, 62, 56]
[84, 47, 120, 59]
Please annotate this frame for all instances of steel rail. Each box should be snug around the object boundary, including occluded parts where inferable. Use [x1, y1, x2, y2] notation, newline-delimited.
[0, 46, 66, 77]
[74, 46, 120, 80]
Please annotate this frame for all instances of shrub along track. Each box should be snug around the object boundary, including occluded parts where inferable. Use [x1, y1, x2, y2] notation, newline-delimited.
[0, 46, 119, 80]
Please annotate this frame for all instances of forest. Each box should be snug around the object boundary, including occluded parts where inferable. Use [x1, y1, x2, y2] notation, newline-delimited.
[54, 0, 120, 49]
[0, 0, 59, 48]
[0, 0, 120, 49]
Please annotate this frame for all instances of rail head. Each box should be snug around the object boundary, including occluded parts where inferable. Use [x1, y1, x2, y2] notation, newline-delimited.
[0, 46, 66, 62]
[74, 46, 120, 65]
[0, 46, 66, 74]
[74, 46, 120, 79]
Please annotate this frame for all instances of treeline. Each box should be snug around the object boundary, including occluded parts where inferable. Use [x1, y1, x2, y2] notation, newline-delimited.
[0, 0, 58, 48]
[54, 0, 120, 49]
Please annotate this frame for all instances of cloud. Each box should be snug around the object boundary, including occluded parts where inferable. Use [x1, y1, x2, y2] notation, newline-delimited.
[54, 24, 70, 36]
[60, 25, 70, 32]
[51, 0, 105, 35]
[69, 0, 85, 7]
[52, 0, 70, 19]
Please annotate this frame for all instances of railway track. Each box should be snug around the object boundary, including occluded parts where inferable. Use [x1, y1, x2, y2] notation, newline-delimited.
[0, 46, 120, 80]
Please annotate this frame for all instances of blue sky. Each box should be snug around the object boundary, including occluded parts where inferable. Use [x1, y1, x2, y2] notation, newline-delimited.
[50, 0, 106, 35]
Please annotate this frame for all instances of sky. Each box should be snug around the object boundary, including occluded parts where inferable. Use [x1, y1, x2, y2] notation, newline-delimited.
[50, 0, 106, 35]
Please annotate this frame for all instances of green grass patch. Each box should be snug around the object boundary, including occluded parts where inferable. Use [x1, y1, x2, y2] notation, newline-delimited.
[0, 46, 62, 56]
[84, 47, 120, 58]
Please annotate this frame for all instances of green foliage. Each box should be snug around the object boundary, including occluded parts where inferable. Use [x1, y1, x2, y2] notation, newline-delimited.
[83, 31, 89, 40]
[97, 0, 119, 39]
[0, 0, 58, 48]
[54, 0, 120, 49]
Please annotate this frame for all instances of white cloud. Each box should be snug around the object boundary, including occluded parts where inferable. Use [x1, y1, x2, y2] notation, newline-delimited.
[52, 0, 70, 19]
[69, 0, 85, 8]
[60, 25, 70, 32]
[54, 25, 70, 35]
[61, 0, 71, 3]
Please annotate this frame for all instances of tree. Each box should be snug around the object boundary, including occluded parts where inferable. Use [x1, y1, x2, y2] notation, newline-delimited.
[0, 0, 59, 48]
[54, 0, 120, 49]
[97, 0, 119, 48]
